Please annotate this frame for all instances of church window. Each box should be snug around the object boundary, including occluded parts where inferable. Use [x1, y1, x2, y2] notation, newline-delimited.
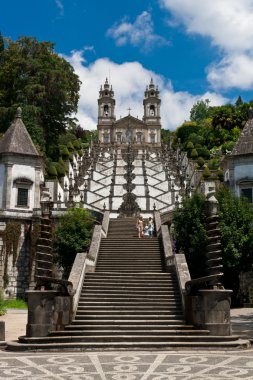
[116, 132, 122, 143]
[17, 188, 29, 207]
[136, 132, 142, 143]
[104, 133, 110, 143]
[14, 177, 33, 208]
[149, 105, 155, 116]
[150, 133, 155, 144]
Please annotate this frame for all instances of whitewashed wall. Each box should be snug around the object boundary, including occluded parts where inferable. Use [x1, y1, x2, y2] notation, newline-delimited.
[0, 164, 5, 208]
[11, 165, 36, 210]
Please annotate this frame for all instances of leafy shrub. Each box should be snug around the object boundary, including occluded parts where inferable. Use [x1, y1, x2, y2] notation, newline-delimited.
[0, 292, 6, 316]
[190, 148, 198, 159]
[197, 157, 205, 168]
[172, 192, 208, 278]
[54, 162, 66, 178]
[202, 166, 211, 179]
[47, 163, 58, 179]
[54, 207, 95, 277]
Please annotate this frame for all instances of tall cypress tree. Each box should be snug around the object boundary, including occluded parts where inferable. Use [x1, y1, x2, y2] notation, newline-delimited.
[0, 32, 4, 64]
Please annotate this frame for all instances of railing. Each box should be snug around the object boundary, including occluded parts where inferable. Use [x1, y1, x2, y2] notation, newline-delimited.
[154, 211, 191, 312]
[68, 210, 110, 316]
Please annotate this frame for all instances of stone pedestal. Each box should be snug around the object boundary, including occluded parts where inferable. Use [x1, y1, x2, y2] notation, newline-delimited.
[0, 321, 5, 341]
[26, 290, 72, 337]
[185, 289, 233, 336]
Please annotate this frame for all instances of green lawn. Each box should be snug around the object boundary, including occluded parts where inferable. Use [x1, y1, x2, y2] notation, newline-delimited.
[0, 298, 27, 315]
[3, 299, 27, 309]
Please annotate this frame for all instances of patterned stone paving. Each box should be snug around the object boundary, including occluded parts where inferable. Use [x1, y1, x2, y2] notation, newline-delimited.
[1, 351, 253, 379]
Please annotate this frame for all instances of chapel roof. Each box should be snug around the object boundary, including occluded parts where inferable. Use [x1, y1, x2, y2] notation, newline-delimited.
[0, 108, 40, 157]
[231, 114, 253, 156]
[115, 114, 146, 127]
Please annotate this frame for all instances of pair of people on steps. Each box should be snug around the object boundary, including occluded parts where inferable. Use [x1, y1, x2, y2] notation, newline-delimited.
[136, 216, 154, 238]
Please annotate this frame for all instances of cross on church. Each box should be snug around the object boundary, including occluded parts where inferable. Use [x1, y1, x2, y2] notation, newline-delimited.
[127, 107, 132, 115]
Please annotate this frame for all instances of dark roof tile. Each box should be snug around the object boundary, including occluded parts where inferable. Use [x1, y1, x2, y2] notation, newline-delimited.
[0, 110, 39, 156]
[231, 118, 253, 156]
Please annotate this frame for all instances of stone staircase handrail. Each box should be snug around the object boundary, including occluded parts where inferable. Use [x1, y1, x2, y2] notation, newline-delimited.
[68, 211, 110, 315]
[101, 211, 110, 237]
[87, 225, 103, 263]
[154, 210, 191, 312]
[68, 251, 88, 315]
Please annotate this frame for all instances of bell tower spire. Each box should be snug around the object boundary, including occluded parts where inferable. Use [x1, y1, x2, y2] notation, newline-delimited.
[143, 79, 161, 144]
[97, 78, 116, 143]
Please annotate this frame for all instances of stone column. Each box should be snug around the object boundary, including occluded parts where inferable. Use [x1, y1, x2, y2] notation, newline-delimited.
[26, 290, 72, 337]
[34, 165, 41, 208]
[3, 163, 13, 209]
[185, 289, 233, 336]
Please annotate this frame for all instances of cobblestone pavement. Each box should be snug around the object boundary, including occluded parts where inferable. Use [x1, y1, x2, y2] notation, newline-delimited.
[1, 350, 253, 379]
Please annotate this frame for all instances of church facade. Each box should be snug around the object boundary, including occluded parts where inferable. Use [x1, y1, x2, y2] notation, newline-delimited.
[97, 78, 161, 146]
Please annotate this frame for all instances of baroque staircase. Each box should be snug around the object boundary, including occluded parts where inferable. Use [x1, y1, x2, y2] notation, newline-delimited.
[13, 217, 247, 350]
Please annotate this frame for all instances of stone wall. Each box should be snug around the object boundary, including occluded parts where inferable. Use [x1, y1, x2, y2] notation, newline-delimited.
[0, 219, 36, 299]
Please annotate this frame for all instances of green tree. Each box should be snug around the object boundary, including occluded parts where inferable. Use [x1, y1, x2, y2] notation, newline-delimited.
[190, 99, 210, 122]
[173, 187, 253, 305]
[174, 121, 200, 145]
[54, 207, 95, 276]
[216, 187, 253, 271]
[172, 192, 208, 278]
[161, 128, 172, 143]
[0, 32, 4, 58]
[216, 186, 253, 304]
[0, 36, 81, 156]
[235, 96, 243, 107]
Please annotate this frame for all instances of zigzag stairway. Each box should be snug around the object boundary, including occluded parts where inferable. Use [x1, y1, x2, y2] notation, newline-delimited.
[14, 217, 246, 350]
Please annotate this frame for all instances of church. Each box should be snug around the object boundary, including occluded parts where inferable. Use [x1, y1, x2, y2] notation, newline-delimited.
[97, 78, 161, 146]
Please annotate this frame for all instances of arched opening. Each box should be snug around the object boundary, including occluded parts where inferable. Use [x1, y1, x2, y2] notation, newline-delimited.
[104, 105, 109, 116]
[149, 105, 155, 116]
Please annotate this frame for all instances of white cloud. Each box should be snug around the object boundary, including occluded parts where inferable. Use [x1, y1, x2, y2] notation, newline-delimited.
[159, 0, 253, 90]
[107, 11, 169, 51]
[207, 53, 253, 90]
[65, 50, 226, 131]
[55, 0, 64, 16]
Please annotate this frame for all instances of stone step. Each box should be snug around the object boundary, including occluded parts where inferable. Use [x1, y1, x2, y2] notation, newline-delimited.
[98, 251, 161, 254]
[77, 305, 180, 311]
[95, 269, 163, 272]
[74, 314, 184, 319]
[83, 276, 174, 282]
[77, 301, 181, 306]
[85, 273, 174, 278]
[79, 295, 181, 301]
[79, 297, 181, 302]
[95, 263, 162, 267]
[17, 335, 242, 344]
[105, 236, 142, 239]
[95, 268, 162, 272]
[82, 281, 177, 286]
[81, 289, 180, 295]
[64, 323, 194, 330]
[97, 257, 161, 261]
[71, 318, 186, 325]
[8, 339, 250, 351]
[102, 240, 159, 243]
[50, 329, 209, 336]
[81, 285, 178, 291]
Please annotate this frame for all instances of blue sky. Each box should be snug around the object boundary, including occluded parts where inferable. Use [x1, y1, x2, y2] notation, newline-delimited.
[1, 0, 253, 130]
